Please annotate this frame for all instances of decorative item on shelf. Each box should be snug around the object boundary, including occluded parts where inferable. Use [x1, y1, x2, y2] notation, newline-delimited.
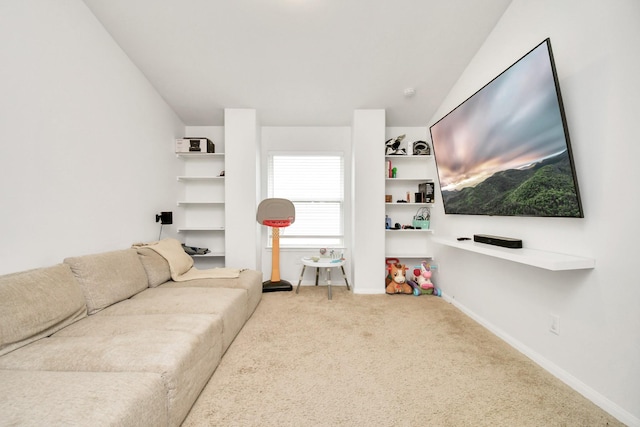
[181, 244, 210, 256]
[385, 195, 392, 203]
[385, 215, 392, 229]
[412, 140, 431, 155]
[391, 167, 397, 178]
[175, 137, 215, 153]
[412, 207, 430, 229]
[419, 181, 435, 203]
[385, 134, 407, 155]
[218, 170, 225, 177]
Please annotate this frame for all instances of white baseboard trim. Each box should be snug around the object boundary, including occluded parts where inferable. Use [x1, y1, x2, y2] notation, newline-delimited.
[441, 293, 639, 427]
[352, 288, 385, 295]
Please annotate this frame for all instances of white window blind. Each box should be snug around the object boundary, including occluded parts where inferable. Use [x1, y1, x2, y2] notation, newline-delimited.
[267, 154, 344, 247]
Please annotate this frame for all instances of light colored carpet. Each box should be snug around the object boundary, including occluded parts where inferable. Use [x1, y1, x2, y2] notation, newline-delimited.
[182, 286, 622, 426]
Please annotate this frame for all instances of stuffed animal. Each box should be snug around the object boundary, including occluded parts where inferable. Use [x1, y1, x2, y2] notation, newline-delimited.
[385, 263, 413, 294]
[417, 262, 434, 291]
[408, 262, 435, 295]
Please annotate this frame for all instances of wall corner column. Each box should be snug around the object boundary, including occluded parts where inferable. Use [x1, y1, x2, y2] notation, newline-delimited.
[224, 108, 261, 270]
[351, 109, 386, 294]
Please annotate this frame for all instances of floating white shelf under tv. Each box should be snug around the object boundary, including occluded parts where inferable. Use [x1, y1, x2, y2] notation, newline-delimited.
[433, 236, 595, 271]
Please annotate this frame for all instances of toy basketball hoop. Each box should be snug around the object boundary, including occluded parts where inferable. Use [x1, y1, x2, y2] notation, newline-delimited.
[257, 198, 295, 292]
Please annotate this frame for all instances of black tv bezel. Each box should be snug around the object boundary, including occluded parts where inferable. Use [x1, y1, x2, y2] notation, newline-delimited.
[429, 38, 584, 218]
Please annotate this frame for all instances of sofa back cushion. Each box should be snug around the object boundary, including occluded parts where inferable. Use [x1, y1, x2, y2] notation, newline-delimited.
[64, 249, 148, 315]
[136, 247, 171, 287]
[0, 264, 87, 357]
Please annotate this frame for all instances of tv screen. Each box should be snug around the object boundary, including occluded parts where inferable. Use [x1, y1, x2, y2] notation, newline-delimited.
[430, 38, 583, 218]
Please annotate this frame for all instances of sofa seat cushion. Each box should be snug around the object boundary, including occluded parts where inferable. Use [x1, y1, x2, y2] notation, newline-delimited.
[0, 322, 221, 427]
[53, 313, 220, 344]
[97, 287, 247, 352]
[159, 268, 263, 317]
[0, 264, 86, 357]
[64, 249, 148, 314]
[51, 313, 224, 426]
[0, 370, 167, 427]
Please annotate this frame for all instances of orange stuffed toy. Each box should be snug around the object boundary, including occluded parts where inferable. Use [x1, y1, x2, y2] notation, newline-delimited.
[385, 263, 413, 294]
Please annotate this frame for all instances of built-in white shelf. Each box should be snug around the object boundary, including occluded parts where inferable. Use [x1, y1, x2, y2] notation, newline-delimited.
[176, 149, 226, 264]
[385, 155, 433, 159]
[191, 252, 225, 258]
[177, 176, 224, 181]
[384, 145, 436, 273]
[177, 227, 225, 232]
[386, 178, 434, 182]
[386, 229, 434, 233]
[388, 254, 435, 260]
[176, 201, 224, 206]
[433, 236, 595, 271]
[176, 153, 224, 158]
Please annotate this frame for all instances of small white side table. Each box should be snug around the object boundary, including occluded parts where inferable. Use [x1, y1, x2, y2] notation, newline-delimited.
[296, 257, 350, 300]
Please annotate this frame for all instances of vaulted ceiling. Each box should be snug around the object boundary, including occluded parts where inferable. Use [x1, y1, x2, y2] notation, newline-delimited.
[82, 0, 512, 127]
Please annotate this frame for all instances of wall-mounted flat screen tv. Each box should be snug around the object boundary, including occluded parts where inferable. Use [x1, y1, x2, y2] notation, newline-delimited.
[430, 38, 583, 218]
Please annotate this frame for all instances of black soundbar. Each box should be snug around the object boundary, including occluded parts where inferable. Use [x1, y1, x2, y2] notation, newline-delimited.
[473, 234, 523, 249]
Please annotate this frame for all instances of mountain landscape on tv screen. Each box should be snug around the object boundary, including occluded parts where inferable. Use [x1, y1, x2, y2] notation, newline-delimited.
[441, 150, 581, 217]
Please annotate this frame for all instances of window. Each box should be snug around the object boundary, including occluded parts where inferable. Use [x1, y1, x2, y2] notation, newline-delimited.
[267, 153, 344, 247]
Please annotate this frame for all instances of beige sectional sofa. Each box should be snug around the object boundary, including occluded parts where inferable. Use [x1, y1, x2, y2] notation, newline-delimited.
[0, 244, 262, 427]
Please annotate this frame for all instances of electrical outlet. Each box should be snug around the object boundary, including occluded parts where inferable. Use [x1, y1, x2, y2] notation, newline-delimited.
[550, 314, 560, 335]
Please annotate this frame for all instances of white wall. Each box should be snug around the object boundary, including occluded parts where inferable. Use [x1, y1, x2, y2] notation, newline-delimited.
[259, 126, 352, 286]
[0, 0, 184, 274]
[429, 1, 640, 424]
